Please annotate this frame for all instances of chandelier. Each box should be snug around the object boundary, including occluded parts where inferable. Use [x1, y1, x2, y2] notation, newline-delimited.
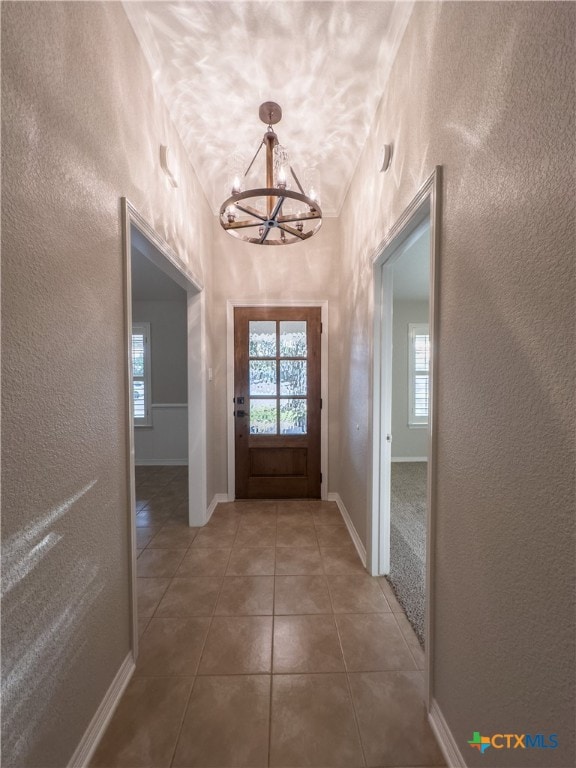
[219, 102, 322, 246]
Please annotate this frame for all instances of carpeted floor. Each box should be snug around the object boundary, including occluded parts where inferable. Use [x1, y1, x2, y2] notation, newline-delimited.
[388, 462, 427, 646]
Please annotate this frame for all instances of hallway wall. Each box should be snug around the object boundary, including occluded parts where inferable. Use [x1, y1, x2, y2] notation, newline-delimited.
[1, 3, 213, 766]
[338, 2, 575, 766]
[208, 218, 341, 499]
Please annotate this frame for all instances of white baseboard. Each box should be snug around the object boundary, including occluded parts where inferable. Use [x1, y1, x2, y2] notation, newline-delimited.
[429, 699, 467, 768]
[391, 457, 428, 462]
[68, 652, 135, 768]
[206, 494, 229, 523]
[327, 493, 367, 567]
[134, 459, 188, 466]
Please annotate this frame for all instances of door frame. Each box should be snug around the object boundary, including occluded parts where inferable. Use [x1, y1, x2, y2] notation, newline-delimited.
[369, 167, 441, 705]
[121, 198, 206, 659]
[226, 300, 329, 501]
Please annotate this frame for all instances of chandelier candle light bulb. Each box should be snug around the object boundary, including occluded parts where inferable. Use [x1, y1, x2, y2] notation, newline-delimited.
[219, 102, 322, 245]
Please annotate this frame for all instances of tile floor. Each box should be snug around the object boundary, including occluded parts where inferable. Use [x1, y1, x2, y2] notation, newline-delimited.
[91, 466, 445, 768]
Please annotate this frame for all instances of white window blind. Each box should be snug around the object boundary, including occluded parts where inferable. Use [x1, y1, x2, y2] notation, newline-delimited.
[408, 323, 430, 426]
[132, 323, 152, 426]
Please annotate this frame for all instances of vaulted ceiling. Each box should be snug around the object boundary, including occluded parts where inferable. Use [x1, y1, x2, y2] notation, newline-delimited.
[123, 1, 413, 216]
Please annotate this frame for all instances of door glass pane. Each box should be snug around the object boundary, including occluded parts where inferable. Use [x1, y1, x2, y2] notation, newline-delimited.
[133, 381, 145, 419]
[250, 399, 277, 434]
[280, 360, 307, 395]
[250, 360, 276, 395]
[279, 321, 306, 357]
[280, 398, 307, 434]
[249, 321, 276, 357]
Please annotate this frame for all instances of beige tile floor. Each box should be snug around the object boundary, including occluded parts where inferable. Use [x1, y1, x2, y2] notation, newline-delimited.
[91, 466, 445, 768]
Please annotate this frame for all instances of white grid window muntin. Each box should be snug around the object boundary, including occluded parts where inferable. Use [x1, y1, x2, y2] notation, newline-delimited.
[132, 322, 152, 426]
[408, 323, 430, 426]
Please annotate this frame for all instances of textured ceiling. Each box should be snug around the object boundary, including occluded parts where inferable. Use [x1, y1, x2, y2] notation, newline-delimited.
[123, 1, 414, 216]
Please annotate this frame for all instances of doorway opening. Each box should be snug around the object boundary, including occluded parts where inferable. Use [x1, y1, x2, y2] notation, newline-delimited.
[370, 169, 441, 698]
[121, 199, 206, 657]
[131, 246, 188, 467]
[387, 220, 430, 643]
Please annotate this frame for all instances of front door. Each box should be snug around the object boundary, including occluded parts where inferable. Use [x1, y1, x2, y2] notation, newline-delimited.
[234, 306, 321, 499]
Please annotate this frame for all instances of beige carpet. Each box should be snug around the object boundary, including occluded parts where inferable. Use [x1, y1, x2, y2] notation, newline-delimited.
[388, 462, 427, 645]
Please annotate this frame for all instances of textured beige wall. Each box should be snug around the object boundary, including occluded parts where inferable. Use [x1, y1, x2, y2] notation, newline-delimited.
[1, 2, 212, 765]
[208, 218, 341, 496]
[338, 2, 574, 765]
[3, 1, 574, 766]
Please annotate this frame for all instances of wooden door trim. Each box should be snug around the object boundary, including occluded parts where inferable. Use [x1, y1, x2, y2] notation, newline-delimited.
[226, 300, 329, 501]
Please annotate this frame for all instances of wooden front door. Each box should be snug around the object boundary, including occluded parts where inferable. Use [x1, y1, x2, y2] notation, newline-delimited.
[234, 306, 321, 499]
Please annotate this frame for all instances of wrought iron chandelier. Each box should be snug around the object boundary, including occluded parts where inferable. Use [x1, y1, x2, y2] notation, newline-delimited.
[219, 102, 322, 246]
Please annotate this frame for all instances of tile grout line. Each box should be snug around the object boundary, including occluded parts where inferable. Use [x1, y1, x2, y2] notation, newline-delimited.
[332, 600, 369, 768]
[376, 579, 425, 672]
[167, 554, 225, 766]
[169, 498, 239, 767]
[136, 470, 196, 768]
[168, 677, 196, 768]
[138, 490, 190, 626]
[388, 611, 421, 673]
[268, 501, 279, 768]
[320, 514, 369, 768]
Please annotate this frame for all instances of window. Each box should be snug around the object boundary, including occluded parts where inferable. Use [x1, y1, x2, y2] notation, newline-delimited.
[408, 323, 430, 426]
[132, 323, 152, 426]
[248, 319, 308, 435]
